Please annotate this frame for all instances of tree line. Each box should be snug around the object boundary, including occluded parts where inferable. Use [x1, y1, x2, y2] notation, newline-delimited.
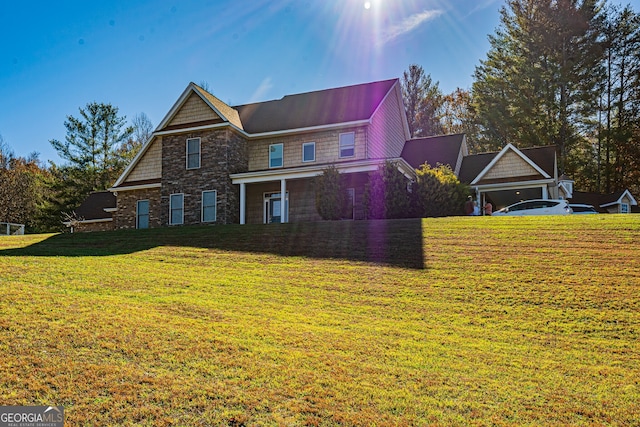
[0, 106, 152, 232]
[402, 0, 639, 196]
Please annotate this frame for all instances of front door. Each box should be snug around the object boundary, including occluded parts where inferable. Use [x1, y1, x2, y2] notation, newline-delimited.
[264, 192, 288, 224]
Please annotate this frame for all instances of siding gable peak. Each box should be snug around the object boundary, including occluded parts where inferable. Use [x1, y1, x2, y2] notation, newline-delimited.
[471, 143, 551, 185]
[156, 83, 244, 132]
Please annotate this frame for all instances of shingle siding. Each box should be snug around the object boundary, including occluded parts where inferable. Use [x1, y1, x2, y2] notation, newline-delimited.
[247, 127, 367, 171]
[368, 83, 407, 159]
[125, 138, 162, 183]
[483, 151, 540, 180]
[168, 92, 220, 127]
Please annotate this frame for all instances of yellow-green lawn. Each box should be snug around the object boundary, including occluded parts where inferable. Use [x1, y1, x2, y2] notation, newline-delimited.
[0, 216, 638, 426]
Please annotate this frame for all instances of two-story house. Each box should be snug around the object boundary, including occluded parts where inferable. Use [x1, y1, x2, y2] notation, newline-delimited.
[109, 79, 416, 228]
[70, 78, 635, 232]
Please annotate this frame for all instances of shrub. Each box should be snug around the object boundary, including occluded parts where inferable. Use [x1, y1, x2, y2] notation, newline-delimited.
[411, 163, 469, 217]
[315, 165, 349, 220]
[364, 161, 411, 219]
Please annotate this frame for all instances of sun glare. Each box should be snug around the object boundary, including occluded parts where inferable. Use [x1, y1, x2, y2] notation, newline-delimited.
[364, 2, 371, 9]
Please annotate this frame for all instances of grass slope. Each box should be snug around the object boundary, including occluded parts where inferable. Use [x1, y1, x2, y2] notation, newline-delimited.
[0, 216, 639, 426]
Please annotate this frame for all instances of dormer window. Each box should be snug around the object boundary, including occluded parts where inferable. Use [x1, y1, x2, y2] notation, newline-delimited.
[186, 138, 201, 169]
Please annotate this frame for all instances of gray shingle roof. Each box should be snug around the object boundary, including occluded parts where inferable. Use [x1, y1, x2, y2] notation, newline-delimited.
[74, 191, 116, 220]
[233, 79, 397, 134]
[401, 134, 465, 169]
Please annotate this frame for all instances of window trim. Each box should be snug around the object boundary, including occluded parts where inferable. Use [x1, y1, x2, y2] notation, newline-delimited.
[621, 203, 630, 213]
[269, 143, 284, 168]
[339, 132, 355, 158]
[136, 199, 150, 229]
[186, 137, 201, 170]
[201, 190, 217, 223]
[302, 142, 316, 163]
[169, 193, 184, 225]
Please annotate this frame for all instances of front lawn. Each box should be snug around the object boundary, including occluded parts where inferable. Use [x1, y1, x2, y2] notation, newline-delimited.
[0, 216, 638, 425]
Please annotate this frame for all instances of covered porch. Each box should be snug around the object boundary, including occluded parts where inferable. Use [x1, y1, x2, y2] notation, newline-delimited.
[230, 159, 415, 224]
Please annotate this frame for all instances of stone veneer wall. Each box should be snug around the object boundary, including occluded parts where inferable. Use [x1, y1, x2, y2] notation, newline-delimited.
[161, 129, 248, 226]
[114, 188, 162, 229]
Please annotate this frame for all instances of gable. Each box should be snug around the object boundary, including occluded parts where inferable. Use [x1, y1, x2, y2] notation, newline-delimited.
[469, 144, 552, 185]
[124, 138, 162, 183]
[482, 150, 542, 181]
[166, 92, 222, 128]
[368, 81, 410, 158]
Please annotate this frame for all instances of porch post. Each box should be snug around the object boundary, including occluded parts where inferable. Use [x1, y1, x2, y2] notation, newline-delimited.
[280, 178, 287, 223]
[541, 185, 548, 199]
[239, 183, 246, 225]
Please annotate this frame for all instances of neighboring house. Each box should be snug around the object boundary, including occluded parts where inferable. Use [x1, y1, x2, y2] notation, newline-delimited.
[64, 191, 116, 232]
[457, 143, 638, 212]
[110, 79, 415, 228]
[458, 143, 571, 210]
[569, 190, 638, 214]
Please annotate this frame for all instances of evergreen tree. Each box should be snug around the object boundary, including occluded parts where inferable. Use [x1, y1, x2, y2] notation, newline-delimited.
[401, 65, 444, 137]
[598, 5, 640, 194]
[472, 0, 605, 172]
[363, 161, 411, 219]
[49, 102, 133, 215]
[314, 165, 348, 220]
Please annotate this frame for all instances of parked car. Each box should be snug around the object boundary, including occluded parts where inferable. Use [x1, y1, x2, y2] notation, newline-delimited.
[492, 199, 573, 216]
[569, 204, 598, 214]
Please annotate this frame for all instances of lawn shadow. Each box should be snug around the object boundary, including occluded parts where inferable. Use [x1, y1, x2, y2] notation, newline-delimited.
[0, 219, 426, 269]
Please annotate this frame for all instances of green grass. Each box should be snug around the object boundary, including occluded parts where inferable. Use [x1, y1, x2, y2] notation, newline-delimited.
[1, 216, 639, 426]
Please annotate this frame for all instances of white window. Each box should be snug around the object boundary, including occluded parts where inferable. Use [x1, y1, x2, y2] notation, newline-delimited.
[169, 193, 184, 225]
[269, 143, 283, 168]
[136, 200, 149, 229]
[621, 203, 630, 213]
[202, 190, 217, 222]
[302, 142, 316, 162]
[186, 138, 201, 169]
[339, 132, 355, 158]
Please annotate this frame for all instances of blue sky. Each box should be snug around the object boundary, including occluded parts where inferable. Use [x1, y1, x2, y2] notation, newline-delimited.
[1, 0, 637, 164]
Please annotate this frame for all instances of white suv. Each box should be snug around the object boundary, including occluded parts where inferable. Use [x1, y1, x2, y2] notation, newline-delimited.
[493, 199, 573, 216]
